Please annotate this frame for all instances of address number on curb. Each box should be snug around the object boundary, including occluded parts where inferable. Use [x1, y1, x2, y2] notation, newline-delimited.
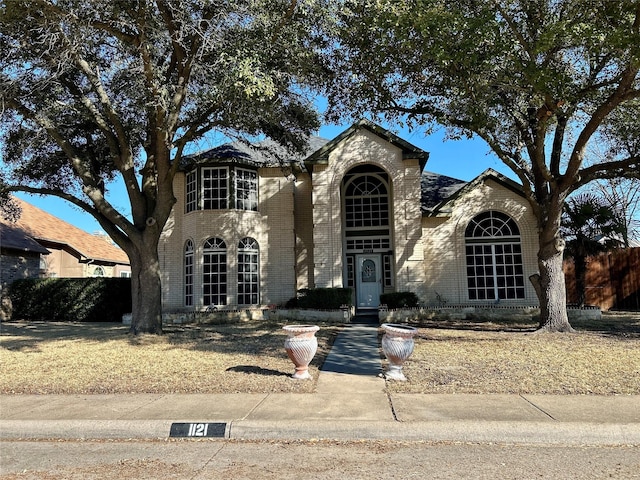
[169, 422, 226, 438]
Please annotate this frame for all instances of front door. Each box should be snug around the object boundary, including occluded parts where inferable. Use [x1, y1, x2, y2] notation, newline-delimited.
[356, 254, 381, 309]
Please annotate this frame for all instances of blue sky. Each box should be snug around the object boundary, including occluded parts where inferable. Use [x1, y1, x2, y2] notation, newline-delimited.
[16, 121, 511, 235]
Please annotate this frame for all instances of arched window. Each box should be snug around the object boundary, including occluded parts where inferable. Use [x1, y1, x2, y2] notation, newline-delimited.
[342, 167, 393, 290]
[344, 174, 389, 228]
[238, 237, 259, 305]
[92, 266, 105, 277]
[465, 211, 525, 301]
[203, 237, 227, 306]
[184, 240, 194, 307]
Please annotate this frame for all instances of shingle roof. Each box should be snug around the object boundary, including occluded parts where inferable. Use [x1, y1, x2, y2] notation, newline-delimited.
[176, 122, 531, 220]
[0, 220, 50, 254]
[3, 197, 129, 265]
[421, 171, 467, 213]
[182, 137, 330, 170]
[424, 169, 526, 217]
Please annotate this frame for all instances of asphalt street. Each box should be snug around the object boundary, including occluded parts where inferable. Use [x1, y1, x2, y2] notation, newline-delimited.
[2, 439, 639, 479]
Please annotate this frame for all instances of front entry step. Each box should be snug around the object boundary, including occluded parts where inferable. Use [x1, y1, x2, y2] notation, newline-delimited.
[351, 312, 379, 325]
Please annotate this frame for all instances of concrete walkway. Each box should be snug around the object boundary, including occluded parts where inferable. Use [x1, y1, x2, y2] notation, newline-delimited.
[1, 325, 639, 445]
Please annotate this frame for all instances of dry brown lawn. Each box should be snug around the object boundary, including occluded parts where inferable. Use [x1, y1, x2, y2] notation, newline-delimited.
[389, 315, 640, 395]
[1, 312, 639, 395]
[0, 321, 340, 394]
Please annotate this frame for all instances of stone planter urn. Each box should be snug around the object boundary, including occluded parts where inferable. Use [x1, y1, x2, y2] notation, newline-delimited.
[380, 323, 418, 381]
[283, 325, 320, 380]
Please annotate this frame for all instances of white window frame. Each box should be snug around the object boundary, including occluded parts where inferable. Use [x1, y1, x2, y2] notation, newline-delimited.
[238, 237, 259, 305]
[202, 167, 229, 210]
[184, 239, 194, 307]
[203, 237, 227, 307]
[465, 211, 525, 301]
[185, 170, 197, 212]
[235, 168, 258, 211]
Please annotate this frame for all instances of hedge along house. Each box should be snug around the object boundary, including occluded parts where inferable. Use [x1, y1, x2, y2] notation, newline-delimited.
[159, 120, 540, 313]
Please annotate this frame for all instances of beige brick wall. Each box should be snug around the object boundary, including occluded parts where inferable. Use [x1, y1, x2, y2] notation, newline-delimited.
[294, 172, 314, 290]
[422, 178, 539, 306]
[160, 131, 541, 312]
[310, 129, 426, 294]
[160, 167, 296, 310]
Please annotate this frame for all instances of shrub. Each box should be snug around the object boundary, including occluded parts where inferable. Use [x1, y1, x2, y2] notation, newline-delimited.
[286, 288, 353, 310]
[380, 291, 420, 309]
[8, 278, 132, 322]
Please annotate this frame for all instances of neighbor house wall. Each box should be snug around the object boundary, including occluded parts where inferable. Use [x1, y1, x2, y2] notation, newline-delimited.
[0, 250, 42, 289]
[44, 249, 123, 278]
[422, 178, 539, 306]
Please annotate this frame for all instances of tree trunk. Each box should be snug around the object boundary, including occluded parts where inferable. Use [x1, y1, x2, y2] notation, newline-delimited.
[128, 237, 163, 335]
[529, 238, 575, 333]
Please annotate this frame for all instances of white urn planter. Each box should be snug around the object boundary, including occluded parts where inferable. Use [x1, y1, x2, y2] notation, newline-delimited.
[283, 325, 320, 380]
[380, 323, 418, 381]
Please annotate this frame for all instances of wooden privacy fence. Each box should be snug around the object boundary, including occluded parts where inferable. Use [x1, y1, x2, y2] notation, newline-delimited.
[564, 247, 640, 311]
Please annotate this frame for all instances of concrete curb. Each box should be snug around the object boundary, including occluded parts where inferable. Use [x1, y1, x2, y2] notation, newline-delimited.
[3, 418, 640, 446]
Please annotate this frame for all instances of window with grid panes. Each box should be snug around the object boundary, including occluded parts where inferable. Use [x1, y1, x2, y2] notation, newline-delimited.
[238, 237, 259, 305]
[202, 167, 228, 210]
[185, 171, 197, 212]
[465, 211, 525, 301]
[344, 174, 389, 228]
[184, 239, 194, 306]
[235, 168, 258, 211]
[203, 237, 227, 306]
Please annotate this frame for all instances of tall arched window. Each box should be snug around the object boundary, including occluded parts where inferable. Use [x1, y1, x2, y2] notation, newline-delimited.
[344, 173, 389, 228]
[238, 237, 259, 305]
[184, 239, 194, 307]
[203, 237, 227, 306]
[465, 211, 525, 301]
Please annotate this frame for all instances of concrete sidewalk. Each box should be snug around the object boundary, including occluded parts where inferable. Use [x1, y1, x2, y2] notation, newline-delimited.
[1, 325, 639, 445]
[2, 392, 639, 445]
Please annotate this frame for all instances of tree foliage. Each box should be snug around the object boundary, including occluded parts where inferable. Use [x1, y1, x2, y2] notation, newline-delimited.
[591, 177, 640, 247]
[325, 0, 640, 331]
[0, 0, 333, 333]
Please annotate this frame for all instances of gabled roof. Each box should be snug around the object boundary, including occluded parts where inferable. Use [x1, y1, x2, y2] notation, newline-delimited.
[424, 168, 526, 217]
[304, 119, 430, 170]
[3, 197, 129, 265]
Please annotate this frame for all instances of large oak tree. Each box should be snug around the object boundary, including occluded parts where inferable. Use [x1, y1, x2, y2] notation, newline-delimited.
[1, 0, 331, 334]
[325, 0, 640, 331]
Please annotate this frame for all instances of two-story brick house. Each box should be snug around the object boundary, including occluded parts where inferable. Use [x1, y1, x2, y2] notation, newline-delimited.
[159, 120, 539, 312]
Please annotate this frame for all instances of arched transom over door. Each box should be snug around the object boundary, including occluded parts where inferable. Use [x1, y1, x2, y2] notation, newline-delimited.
[342, 165, 394, 309]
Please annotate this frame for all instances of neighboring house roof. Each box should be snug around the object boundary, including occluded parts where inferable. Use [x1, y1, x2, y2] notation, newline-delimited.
[304, 119, 430, 170]
[4, 197, 129, 265]
[425, 168, 527, 217]
[0, 220, 50, 255]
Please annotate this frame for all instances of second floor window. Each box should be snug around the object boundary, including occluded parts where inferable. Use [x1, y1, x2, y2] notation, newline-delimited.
[202, 167, 228, 210]
[235, 168, 258, 211]
[186, 170, 197, 213]
[185, 166, 258, 212]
